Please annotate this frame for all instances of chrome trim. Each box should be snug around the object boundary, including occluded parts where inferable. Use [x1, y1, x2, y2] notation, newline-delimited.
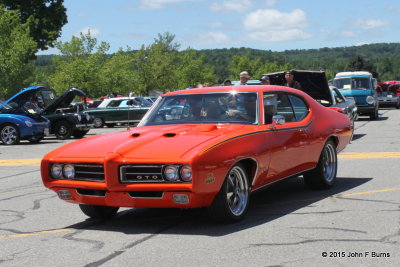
[120, 165, 164, 183]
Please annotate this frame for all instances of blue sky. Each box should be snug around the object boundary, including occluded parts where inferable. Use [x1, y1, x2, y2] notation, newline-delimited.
[38, 0, 400, 54]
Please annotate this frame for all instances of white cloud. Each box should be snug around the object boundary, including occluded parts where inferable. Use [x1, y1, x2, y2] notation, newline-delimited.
[243, 9, 308, 30]
[247, 29, 312, 43]
[76, 27, 101, 37]
[242, 9, 311, 42]
[385, 5, 400, 14]
[138, 0, 187, 9]
[209, 0, 254, 13]
[184, 32, 231, 45]
[349, 19, 389, 30]
[341, 30, 357, 38]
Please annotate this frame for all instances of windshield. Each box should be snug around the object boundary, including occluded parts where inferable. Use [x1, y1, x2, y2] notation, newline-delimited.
[139, 92, 258, 126]
[333, 77, 371, 90]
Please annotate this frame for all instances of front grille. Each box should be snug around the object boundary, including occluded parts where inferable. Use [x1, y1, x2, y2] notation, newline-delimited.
[120, 165, 164, 183]
[74, 164, 104, 182]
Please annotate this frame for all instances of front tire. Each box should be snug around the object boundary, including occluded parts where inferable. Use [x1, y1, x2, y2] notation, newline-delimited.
[208, 163, 250, 223]
[79, 204, 119, 219]
[54, 121, 72, 140]
[0, 124, 20, 145]
[303, 140, 337, 189]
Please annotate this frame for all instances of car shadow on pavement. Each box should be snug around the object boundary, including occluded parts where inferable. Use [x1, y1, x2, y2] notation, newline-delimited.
[66, 176, 372, 236]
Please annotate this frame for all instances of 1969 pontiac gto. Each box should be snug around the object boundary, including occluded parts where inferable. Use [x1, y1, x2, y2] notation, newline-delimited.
[41, 85, 353, 222]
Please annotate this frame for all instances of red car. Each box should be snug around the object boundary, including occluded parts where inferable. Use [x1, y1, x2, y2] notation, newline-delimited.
[41, 86, 353, 222]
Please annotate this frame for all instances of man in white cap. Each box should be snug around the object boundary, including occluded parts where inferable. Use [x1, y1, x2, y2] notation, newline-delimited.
[237, 71, 250, 85]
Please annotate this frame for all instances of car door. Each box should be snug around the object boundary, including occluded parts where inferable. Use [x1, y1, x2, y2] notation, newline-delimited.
[262, 91, 312, 183]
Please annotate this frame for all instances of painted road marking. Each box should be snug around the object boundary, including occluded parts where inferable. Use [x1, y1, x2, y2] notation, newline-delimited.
[1, 187, 399, 240]
[0, 159, 41, 166]
[1, 152, 400, 166]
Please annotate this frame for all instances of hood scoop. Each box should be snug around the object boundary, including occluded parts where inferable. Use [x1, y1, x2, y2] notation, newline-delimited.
[163, 133, 176, 137]
[131, 133, 141, 137]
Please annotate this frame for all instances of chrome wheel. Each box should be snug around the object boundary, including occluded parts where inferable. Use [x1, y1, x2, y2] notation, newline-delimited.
[322, 142, 337, 183]
[226, 166, 249, 216]
[303, 140, 337, 189]
[1, 124, 20, 145]
[208, 163, 250, 222]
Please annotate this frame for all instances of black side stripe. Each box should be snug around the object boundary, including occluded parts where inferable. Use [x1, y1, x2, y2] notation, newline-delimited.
[202, 120, 313, 154]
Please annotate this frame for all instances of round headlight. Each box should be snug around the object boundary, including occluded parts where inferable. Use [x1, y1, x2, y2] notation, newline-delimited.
[85, 113, 90, 121]
[366, 96, 375, 104]
[76, 114, 82, 121]
[63, 164, 75, 179]
[164, 165, 179, 182]
[51, 163, 63, 179]
[24, 120, 33, 127]
[180, 165, 192, 182]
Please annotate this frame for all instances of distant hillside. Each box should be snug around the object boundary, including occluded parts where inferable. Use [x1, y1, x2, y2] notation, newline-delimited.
[36, 42, 400, 81]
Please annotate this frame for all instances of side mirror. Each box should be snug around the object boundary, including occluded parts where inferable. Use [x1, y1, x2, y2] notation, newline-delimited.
[269, 115, 285, 129]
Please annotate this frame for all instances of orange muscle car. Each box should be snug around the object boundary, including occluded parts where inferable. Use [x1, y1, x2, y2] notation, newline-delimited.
[41, 85, 353, 222]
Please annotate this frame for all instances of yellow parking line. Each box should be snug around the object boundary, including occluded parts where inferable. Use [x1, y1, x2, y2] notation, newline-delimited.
[333, 187, 400, 197]
[339, 152, 400, 160]
[0, 228, 72, 240]
[0, 159, 41, 166]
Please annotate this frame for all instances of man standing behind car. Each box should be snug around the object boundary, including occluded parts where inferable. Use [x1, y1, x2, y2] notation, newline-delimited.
[284, 70, 302, 89]
[260, 75, 270, 85]
[236, 71, 251, 85]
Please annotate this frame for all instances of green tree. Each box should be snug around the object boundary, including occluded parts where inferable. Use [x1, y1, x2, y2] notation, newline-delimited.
[1, 0, 67, 51]
[0, 6, 37, 98]
[97, 49, 136, 96]
[346, 55, 378, 78]
[175, 49, 216, 88]
[48, 33, 110, 96]
[132, 32, 182, 94]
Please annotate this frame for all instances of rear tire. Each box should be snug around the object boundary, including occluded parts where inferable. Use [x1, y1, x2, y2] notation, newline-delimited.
[208, 163, 250, 223]
[303, 140, 337, 189]
[79, 204, 119, 219]
[93, 117, 104, 128]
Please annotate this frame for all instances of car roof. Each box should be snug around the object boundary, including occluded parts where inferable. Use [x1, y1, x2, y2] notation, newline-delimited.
[162, 85, 307, 96]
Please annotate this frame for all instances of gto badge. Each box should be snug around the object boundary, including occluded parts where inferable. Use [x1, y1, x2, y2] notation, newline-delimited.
[205, 173, 215, 184]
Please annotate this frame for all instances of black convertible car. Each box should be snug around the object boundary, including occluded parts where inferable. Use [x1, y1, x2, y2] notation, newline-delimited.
[5, 86, 94, 139]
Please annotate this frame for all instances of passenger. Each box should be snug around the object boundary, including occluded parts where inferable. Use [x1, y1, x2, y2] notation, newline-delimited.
[284, 70, 302, 90]
[260, 75, 270, 85]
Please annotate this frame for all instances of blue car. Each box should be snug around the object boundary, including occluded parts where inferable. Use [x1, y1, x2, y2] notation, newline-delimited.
[0, 100, 49, 145]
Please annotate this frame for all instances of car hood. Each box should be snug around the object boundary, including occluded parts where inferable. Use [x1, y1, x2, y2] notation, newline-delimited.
[43, 88, 87, 114]
[5, 85, 50, 108]
[264, 70, 332, 103]
[48, 124, 246, 160]
[340, 89, 372, 97]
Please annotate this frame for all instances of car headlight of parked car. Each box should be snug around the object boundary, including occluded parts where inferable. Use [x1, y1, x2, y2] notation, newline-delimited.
[366, 96, 375, 104]
[85, 112, 91, 121]
[24, 120, 32, 127]
[76, 114, 82, 121]
[164, 165, 179, 182]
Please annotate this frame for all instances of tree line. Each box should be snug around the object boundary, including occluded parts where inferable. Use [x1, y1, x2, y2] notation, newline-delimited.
[2, 1, 400, 99]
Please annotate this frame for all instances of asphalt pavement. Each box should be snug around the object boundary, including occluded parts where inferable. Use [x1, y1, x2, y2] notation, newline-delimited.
[1, 109, 399, 267]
